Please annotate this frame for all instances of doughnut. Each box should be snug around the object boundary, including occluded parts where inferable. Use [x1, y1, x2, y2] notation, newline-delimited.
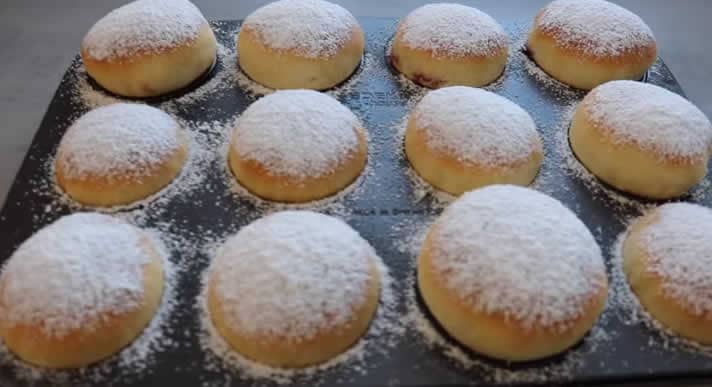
[81, 0, 217, 98]
[207, 211, 380, 367]
[237, 0, 364, 90]
[405, 86, 543, 195]
[570, 81, 712, 199]
[526, 0, 656, 90]
[228, 90, 367, 203]
[55, 103, 189, 207]
[390, 3, 508, 88]
[623, 203, 712, 344]
[417, 185, 608, 361]
[0, 213, 164, 368]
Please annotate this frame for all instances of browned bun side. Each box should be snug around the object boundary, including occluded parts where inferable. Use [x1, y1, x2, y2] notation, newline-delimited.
[81, 22, 217, 98]
[237, 25, 365, 90]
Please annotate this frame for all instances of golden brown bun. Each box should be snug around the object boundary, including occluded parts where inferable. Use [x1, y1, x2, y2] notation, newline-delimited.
[229, 127, 367, 203]
[81, 22, 217, 97]
[526, 1, 656, 90]
[391, 39, 507, 89]
[569, 81, 712, 199]
[404, 87, 543, 195]
[0, 233, 164, 368]
[623, 205, 712, 345]
[390, 4, 508, 88]
[208, 262, 379, 368]
[238, 25, 364, 90]
[56, 131, 188, 208]
[418, 231, 608, 362]
[56, 140, 188, 207]
[405, 126, 542, 195]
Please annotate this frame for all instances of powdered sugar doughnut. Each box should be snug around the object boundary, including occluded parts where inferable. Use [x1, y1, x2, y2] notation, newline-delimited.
[405, 87, 543, 195]
[623, 203, 712, 344]
[237, 0, 364, 90]
[207, 211, 380, 367]
[526, 0, 656, 90]
[417, 185, 607, 361]
[228, 90, 367, 202]
[570, 81, 712, 199]
[55, 103, 188, 207]
[390, 3, 508, 88]
[81, 0, 217, 97]
[0, 213, 164, 368]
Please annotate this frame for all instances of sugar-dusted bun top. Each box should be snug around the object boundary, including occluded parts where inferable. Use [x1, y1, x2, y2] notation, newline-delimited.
[56, 103, 183, 181]
[232, 90, 362, 179]
[82, 0, 207, 61]
[428, 185, 606, 331]
[534, 0, 655, 58]
[411, 86, 541, 167]
[581, 81, 712, 162]
[0, 213, 156, 338]
[633, 203, 712, 317]
[397, 3, 508, 58]
[210, 211, 375, 340]
[241, 0, 360, 58]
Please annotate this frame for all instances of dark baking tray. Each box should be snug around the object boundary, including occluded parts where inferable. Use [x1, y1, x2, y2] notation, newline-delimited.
[1, 18, 711, 387]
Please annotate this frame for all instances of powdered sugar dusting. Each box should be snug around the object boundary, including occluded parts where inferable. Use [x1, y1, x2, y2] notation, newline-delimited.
[398, 3, 508, 58]
[211, 211, 373, 339]
[241, 0, 359, 58]
[413, 86, 542, 167]
[584, 81, 712, 161]
[82, 0, 206, 61]
[639, 203, 712, 317]
[199, 233, 403, 384]
[610, 229, 712, 356]
[535, 0, 655, 57]
[429, 185, 606, 330]
[56, 103, 182, 180]
[232, 90, 361, 179]
[0, 213, 151, 338]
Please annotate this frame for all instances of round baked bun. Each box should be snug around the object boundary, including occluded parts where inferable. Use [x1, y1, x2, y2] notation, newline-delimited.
[570, 81, 712, 199]
[207, 211, 380, 368]
[623, 203, 712, 344]
[237, 0, 364, 90]
[0, 213, 164, 368]
[81, 0, 217, 98]
[390, 3, 508, 88]
[417, 185, 608, 361]
[55, 103, 189, 207]
[526, 0, 656, 90]
[228, 90, 367, 203]
[405, 87, 543, 195]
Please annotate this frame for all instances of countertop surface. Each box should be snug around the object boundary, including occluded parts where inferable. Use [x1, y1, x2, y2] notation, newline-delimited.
[1, 0, 711, 205]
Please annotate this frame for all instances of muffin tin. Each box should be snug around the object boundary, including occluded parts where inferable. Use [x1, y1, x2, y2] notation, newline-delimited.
[0, 18, 711, 387]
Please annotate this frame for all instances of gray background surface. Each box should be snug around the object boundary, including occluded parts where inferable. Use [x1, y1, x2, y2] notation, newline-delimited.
[0, 0, 710, 205]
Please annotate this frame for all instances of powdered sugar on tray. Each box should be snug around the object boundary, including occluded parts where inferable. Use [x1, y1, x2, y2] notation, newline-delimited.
[232, 90, 361, 179]
[241, 0, 359, 58]
[412, 86, 542, 167]
[398, 3, 508, 58]
[534, 0, 655, 57]
[82, 0, 206, 61]
[583, 81, 712, 160]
